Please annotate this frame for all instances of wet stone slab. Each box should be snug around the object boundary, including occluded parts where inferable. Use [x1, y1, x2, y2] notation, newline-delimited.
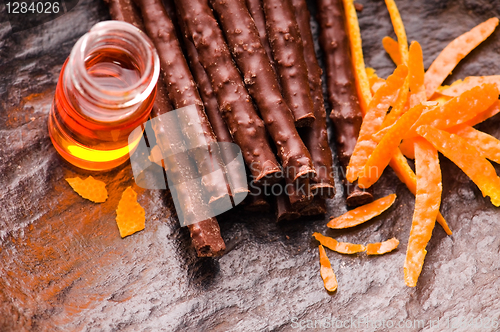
[1, 0, 500, 331]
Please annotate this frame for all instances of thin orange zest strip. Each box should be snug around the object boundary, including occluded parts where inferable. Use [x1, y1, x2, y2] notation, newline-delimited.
[318, 245, 338, 292]
[347, 64, 408, 182]
[450, 126, 500, 164]
[439, 76, 500, 97]
[343, 0, 372, 115]
[359, 105, 423, 188]
[408, 41, 426, 108]
[424, 17, 499, 98]
[327, 194, 396, 229]
[407, 83, 499, 138]
[366, 238, 400, 255]
[385, 0, 409, 64]
[389, 149, 452, 235]
[404, 138, 442, 287]
[417, 125, 500, 207]
[313, 233, 366, 254]
[382, 36, 402, 65]
[66, 176, 108, 203]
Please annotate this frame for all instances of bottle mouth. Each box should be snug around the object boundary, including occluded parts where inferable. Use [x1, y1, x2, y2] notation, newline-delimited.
[68, 21, 160, 120]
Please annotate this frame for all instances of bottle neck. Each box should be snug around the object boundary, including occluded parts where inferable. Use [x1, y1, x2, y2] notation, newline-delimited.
[63, 21, 159, 123]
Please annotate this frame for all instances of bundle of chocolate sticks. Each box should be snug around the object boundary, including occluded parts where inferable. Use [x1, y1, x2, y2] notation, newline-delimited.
[104, 0, 373, 257]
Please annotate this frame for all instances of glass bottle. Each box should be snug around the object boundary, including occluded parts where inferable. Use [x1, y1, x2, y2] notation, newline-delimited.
[48, 21, 159, 171]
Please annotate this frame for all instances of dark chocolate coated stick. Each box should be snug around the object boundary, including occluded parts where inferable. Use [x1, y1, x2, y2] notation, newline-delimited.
[245, 0, 275, 69]
[106, 0, 225, 257]
[210, 0, 315, 185]
[104, 0, 144, 30]
[262, 0, 315, 127]
[173, 0, 281, 183]
[152, 78, 226, 257]
[291, 0, 335, 199]
[164, 0, 249, 201]
[134, 0, 230, 209]
[316, 0, 373, 207]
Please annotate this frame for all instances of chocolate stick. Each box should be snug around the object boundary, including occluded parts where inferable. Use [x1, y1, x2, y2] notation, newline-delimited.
[317, 0, 373, 207]
[104, 0, 144, 30]
[151, 80, 225, 257]
[209, 0, 315, 190]
[134, 0, 231, 209]
[245, 0, 275, 68]
[300, 196, 327, 216]
[276, 188, 301, 222]
[106, 0, 225, 257]
[173, 0, 281, 183]
[165, 0, 248, 200]
[262, 0, 315, 127]
[244, 181, 271, 212]
[291, 0, 335, 199]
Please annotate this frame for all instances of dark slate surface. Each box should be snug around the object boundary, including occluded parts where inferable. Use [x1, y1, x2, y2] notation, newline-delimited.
[1, 0, 500, 331]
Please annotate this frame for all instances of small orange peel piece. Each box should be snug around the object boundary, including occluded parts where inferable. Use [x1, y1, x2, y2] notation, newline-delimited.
[327, 194, 397, 229]
[116, 186, 146, 238]
[407, 83, 499, 138]
[347, 64, 408, 182]
[359, 105, 423, 188]
[366, 238, 400, 255]
[418, 125, 500, 207]
[404, 138, 442, 287]
[343, 0, 371, 115]
[66, 176, 108, 203]
[382, 36, 402, 65]
[424, 17, 499, 98]
[318, 245, 338, 292]
[313, 233, 366, 254]
[439, 76, 500, 97]
[148, 145, 164, 167]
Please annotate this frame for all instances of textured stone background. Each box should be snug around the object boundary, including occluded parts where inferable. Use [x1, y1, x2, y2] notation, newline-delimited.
[1, 0, 500, 331]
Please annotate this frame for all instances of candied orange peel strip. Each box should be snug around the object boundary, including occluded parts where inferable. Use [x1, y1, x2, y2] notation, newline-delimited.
[366, 238, 400, 255]
[382, 36, 402, 65]
[116, 186, 146, 238]
[404, 138, 442, 287]
[384, 0, 409, 64]
[418, 125, 500, 207]
[359, 104, 423, 188]
[439, 75, 500, 97]
[366, 67, 386, 94]
[408, 41, 426, 108]
[406, 83, 499, 138]
[343, 0, 371, 115]
[460, 100, 500, 128]
[450, 126, 500, 164]
[313, 233, 366, 254]
[318, 245, 338, 292]
[66, 176, 108, 203]
[347, 64, 408, 182]
[389, 149, 452, 235]
[424, 17, 499, 98]
[327, 194, 397, 229]
[399, 138, 416, 159]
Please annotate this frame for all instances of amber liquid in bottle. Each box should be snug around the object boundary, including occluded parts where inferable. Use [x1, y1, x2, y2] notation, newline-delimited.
[49, 21, 159, 171]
